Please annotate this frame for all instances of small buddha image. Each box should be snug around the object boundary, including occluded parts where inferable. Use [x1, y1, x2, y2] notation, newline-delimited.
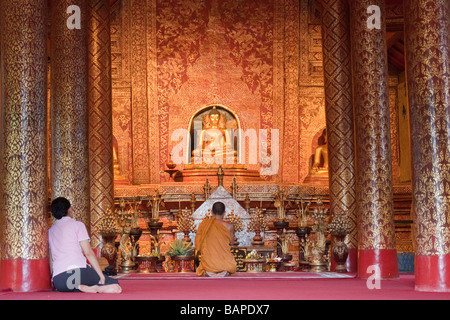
[191, 106, 238, 165]
[310, 129, 328, 176]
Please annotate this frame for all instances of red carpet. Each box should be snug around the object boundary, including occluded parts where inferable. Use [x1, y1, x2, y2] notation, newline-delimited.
[1, 274, 450, 301]
[114, 271, 355, 280]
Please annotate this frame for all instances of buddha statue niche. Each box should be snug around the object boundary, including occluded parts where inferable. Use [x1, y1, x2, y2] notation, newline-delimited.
[310, 129, 328, 177]
[191, 107, 237, 166]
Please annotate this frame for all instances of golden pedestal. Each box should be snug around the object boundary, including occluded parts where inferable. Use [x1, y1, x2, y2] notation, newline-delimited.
[303, 169, 329, 185]
[181, 164, 262, 183]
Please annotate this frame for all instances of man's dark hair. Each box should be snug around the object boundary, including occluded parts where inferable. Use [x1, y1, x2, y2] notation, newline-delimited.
[212, 202, 226, 216]
[51, 197, 71, 220]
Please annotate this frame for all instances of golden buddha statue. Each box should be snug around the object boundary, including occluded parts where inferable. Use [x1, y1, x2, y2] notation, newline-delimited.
[310, 129, 328, 177]
[192, 107, 237, 165]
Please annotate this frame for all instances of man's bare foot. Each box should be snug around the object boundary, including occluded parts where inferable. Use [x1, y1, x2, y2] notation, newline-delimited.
[97, 284, 122, 294]
[78, 285, 100, 293]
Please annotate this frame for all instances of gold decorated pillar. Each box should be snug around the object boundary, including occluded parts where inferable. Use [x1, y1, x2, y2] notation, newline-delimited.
[0, 0, 50, 291]
[88, 0, 114, 251]
[51, 0, 90, 228]
[320, 0, 357, 273]
[350, 0, 398, 279]
[404, 0, 450, 292]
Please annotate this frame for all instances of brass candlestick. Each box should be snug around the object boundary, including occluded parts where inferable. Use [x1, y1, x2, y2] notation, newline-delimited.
[272, 187, 287, 222]
[296, 196, 311, 229]
[147, 189, 165, 223]
[309, 198, 329, 272]
[116, 198, 142, 273]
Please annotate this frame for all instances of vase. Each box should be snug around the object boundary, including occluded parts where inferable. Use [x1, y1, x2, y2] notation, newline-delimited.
[251, 230, 264, 246]
[173, 255, 195, 273]
[279, 254, 293, 272]
[296, 227, 311, 266]
[283, 263, 297, 272]
[101, 233, 118, 269]
[332, 234, 349, 273]
[136, 256, 159, 273]
[274, 220, 289, 235]
[166, 157, 176, 170]
[266, 261, 279, 272]
[182, 231, 192, 243]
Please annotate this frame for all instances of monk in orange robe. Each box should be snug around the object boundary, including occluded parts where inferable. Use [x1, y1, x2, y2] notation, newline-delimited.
[195, 202, 237, 277]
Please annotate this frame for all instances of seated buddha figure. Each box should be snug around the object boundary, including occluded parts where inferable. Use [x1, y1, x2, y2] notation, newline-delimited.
[192, 107, 237, 165]
[310, 129, 328, 176]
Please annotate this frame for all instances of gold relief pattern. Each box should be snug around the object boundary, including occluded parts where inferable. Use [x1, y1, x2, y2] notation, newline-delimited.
[131, 0, 150, 184]
[218, 0, 276, 179]
[298, 0, 327, 182]
[0, 0, 49, 260]
[111, 1, 133, 183]
[112, 0, 317, 184]
[350, 0, 396, 251]
[404, 0, 450, 256]
[88, 0, 115, 249]
[156, 0, 211, 180]
[299, 0, 324, 87]
[321, 0, 357, 250]
[388, 86, 400, 183]
[282, 0, 301, 183]
[146, 0, 161, 184]
[51, 0, 90, 229]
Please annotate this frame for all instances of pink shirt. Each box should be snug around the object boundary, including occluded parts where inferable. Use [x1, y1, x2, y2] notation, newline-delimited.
[48, 217, 90, 278]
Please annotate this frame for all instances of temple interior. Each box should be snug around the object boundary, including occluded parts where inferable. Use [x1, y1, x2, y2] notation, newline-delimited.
[0, 0, 449, 296]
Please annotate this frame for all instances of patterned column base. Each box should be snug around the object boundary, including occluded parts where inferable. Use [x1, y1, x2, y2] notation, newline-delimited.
[415, 255, 450, 292]
[0, 259, 50, 292]
[358, 249, 399, 279]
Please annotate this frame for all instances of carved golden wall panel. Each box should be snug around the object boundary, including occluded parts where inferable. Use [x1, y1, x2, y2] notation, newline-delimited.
[299, 0, 327, 183]
[111, 0, 318, 184]
[300, 0, 324, 87]
[282, 0, 301, 183]
[131, 0, 150, 184]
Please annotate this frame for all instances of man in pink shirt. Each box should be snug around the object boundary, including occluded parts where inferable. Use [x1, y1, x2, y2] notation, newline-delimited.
[49, 197, 121, 293]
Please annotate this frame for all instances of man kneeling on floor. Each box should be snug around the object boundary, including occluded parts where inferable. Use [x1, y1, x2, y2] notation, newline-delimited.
[195, 202, 237, 277]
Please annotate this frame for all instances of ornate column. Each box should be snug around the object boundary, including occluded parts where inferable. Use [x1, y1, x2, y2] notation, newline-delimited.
[350, 0, 398, 279]
[321, 0, 357, 273]
[0, 0, 50, 291]
[51, 0, 90, 229]
[404, 0, 450, 292]
[88, 0, 114, 251]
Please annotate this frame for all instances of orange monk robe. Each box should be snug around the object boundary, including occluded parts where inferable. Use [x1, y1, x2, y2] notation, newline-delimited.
[195, 218, 237, 276]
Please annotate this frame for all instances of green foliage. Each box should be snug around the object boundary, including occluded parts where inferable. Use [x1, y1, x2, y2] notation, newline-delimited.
[166, 239, 194, 257]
